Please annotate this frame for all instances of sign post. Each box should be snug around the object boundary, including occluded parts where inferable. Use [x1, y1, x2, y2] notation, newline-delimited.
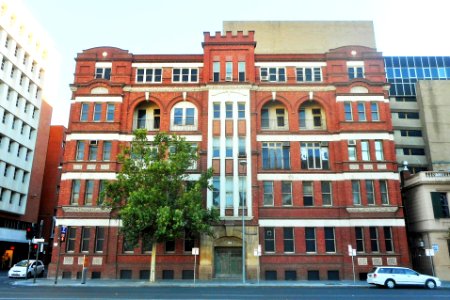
[425, 248, 435, 276]
[348, 245, 356, 283]
[253, 244, 261, 284]
[54, 226, 66, 284]
[192, 247, 199, 285]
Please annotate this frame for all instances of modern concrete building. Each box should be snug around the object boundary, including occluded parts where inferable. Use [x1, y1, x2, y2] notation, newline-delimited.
[0, 0, 56, 267]
[49, 21, 410, 281]
[402, 80, 450, 281]
[384, 56, 450, 173]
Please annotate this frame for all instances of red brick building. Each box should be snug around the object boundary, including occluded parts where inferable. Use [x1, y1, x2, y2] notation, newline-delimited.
[49, 28, 410, 281]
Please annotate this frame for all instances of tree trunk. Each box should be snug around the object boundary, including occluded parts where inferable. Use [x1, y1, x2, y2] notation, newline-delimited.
[150, 242, 157, 282]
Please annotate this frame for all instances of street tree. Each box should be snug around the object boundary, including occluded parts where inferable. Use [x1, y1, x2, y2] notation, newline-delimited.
[103, 129, 219, 282]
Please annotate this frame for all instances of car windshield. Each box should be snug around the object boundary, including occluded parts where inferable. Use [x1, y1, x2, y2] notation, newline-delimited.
[15, 260, 30, 267]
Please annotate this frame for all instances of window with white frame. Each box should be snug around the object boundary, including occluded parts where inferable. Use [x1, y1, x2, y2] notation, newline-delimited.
[225, 102, 233, 119]
[262, 142, 290, 170]
[357, 102, 366, 121]
[282, 181, 292, 206]
[106, 104, 115, 122]
[303, 181, 314, 206]
[305, 227, 316, 252]
[371, 102, 380, 121]
[76, 141, 85, 160]
[260, 67, 286, 82]
[80, 227, 90, 252]
[384, 227, 394, 252]
[84, 180, 94, 205]
[324, 227, 336, 252]
[300, 142, 329, 170]
[361, 141, 370, 161]
[136, 68, 162, 83]
[71, 180, 81, 204]
[238, 62, 246, 82]
[375, 140, 384, 161]
[263, 181, 273, 206]
[321, 181, 332, 206]
[296, 67, 322, 82]
[380, 180, 389, 205]
[238, 103, 245, 119]
[95, 227, 105, 253]
[355, 227, 365, 252]
[225, 177, 233, 207]
[172, 68, 198, 83]
[348, 66, 364, 79]
[93, 103, 102, 121]
[171, 102, 196, 128]
[225, 61, 233, 81]
[95, 67, 111, 80]
[344, 102, 353, 121]
[264, 227, 275, 252]
[213, 103, 220, 119]
[352, 180, 361, 205]
[238, 136, 246, 157]
[212, 177, 220, 207]
[366, 180, 375, 205]
[283, 227, 294, 253]
[369, 227, 379, 252]
[225, 137, 233, 158]
[213, 62, 220, 82]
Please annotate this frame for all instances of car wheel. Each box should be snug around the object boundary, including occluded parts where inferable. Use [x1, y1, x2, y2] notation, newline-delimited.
[425, 279, 436, 289]
[385, 279, 396, 289]
[26, 272, 31, 279]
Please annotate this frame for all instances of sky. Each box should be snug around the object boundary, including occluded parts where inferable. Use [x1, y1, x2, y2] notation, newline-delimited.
[20, 0, 450, 126]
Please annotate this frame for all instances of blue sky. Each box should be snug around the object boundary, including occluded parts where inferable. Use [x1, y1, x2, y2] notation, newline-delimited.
[21, 0, 450, 125]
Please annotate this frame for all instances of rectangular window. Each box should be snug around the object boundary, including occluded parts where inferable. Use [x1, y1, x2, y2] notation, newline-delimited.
[431, 192, 450, 218]
[400, 129, 422, 137]
[344, 102, 353, 121]
[355, 227, 365, 252]
[371, 102, 380, 121]
[76, 141, 85, 160]
[103, 141, 112, 161]
[264, 227, 275, 252]
[213, 62, 220, 82]
[361, 141, 370, 161]
[93, 103, 102, 121]
[324, 227, 336, 252]
[300, 142, 329, 170]
[106, 104, 115, 121]
[80, 103, 89, 121]
[225, 137, 233, 158]
[374, 141, 384, 161]
[366, 180, 375, 205]
[262, 142, 290, 170]
[238, 103, 245, 119]
[348, 144, 357, 161]
[305, 227, 316, 252]
[303, 181, 314, 206]
[296, 67, 322, 82]
[84, 180, 94, 205]
[225, 177, 233, 207]
[225, 61, 233, 81]
[136, 68, 162, 83]
[260, 67, 286, 82]
[172, 68, 198, 83]
[97, 180, 106, 205]
[123, 237, 134, 253]
[402, 148, 426, 156]
[369, 227, 379, 252]
[352, 180, 361, 205]
[238, 136, 246, 157]
[380, 180, 389, 205]
[321, 181, 332, 206]
[89, 143, 98, 161]
[71, 180, 81, 204]
[282, 181, 292, 206]
[283, 227, 294, 253]
[357, 102, 366, 121]
[348, 66, 364, 79]
[95, 227, 105, 253]
[263, 181, 274, 206]
[398, 112, 419, 119]
[184, 232, 195, 252]
[142, 233, 153, 253]
[95, 67, 111, 80]
[384, 227, 394, 252]
[212, 137, 220, 158]
[66, 227, 77, 252]
[238, 62, 246, 82]
[213, 103, 220, 119]
[212, 177, 220, 207]
[239, 176, 247, 206]
[80, 227, 90, 252]
[225, 102, 233, 119]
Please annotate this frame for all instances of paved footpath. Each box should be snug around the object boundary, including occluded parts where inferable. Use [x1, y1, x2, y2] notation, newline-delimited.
[9, 277, 450, 289]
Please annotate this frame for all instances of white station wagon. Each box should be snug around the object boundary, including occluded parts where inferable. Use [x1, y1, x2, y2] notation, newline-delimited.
[367, 266, 441, 289]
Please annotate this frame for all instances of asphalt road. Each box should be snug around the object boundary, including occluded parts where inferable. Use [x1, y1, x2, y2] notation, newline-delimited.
[0, 285, 449, 300]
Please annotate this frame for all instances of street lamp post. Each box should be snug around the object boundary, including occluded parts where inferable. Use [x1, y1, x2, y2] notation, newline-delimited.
[239, 159, 247, 284]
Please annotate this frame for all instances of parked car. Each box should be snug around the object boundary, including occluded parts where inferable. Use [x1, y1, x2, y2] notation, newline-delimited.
[367, 266, 441, 289]
[8, 260, 45, 278]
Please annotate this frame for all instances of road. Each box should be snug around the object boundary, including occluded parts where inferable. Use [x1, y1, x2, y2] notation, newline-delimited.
[0, 284, 449, 300]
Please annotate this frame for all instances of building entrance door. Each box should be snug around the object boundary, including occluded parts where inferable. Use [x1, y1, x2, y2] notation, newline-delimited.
[214, 247, 242, 279]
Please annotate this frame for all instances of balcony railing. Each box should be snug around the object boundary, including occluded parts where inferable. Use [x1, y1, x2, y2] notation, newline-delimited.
[261, 118, 289, 130]
[405, 170, 450, 187]
[133, 118, 160, 131]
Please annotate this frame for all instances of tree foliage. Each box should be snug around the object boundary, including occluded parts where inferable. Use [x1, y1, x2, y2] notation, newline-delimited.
[103, 129, 219, 247]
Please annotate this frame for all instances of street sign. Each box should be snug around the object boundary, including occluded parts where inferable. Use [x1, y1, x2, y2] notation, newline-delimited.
[425, 248, 435, 256]
[432, 243, 439, 252]
[61, 226, 67, 234]
[32, 238, 44, 243]
[192, 247, 199, 255]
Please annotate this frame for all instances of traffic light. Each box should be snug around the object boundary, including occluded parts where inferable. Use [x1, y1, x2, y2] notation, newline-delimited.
[32, 223, 40, 238]
[26, 224, 33, 240]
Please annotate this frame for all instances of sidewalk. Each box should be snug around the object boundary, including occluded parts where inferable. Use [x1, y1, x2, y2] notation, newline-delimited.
[8, 276, 450, 288]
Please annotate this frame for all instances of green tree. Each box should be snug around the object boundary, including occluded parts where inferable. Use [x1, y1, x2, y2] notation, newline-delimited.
[103, 129, 218, 282]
